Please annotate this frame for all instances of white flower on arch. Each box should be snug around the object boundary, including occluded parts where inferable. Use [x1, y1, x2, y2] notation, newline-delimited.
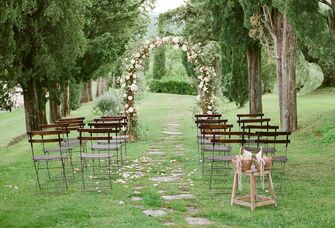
[130, 84, 138, 92]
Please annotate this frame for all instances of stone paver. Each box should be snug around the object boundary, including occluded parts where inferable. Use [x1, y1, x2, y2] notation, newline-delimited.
[163, 222, 175, 226]
[151, 175, 181, 182]
[185, 217, 211, 225]
[135, 171, 145, 177]
[162, 194, 194, 200]
[131, 197, 143, 201]
[147, 151, 165, 155]
[186, 206, 198, 213]
[162, 131, 182, 135]
[143, 209, 167, 217]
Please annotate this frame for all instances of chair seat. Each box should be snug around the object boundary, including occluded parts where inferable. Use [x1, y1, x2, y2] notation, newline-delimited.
[207, 155, 234, 161]
[202, 145, 232, 152]
[80, 153, 113, 159]
[199, 139, 212, 144]
[198, 134, 214, 139]
[61, 139, 83, 147]
[44, 147, 70, 153]
[272, 156, 288, 162]
[33, 155, 68, 161]
[91, 144, 121, 151]
[115, 135, 129, 140]
[97, 139, 126, 144]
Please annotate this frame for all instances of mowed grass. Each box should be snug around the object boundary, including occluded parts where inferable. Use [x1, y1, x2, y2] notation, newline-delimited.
[0, 90, 335, 227]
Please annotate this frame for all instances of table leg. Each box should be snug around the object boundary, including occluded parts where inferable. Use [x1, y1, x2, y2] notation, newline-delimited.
[231, 172, 238, 205]
[268, 172, 277, 207]
[250, 173, 256, 211]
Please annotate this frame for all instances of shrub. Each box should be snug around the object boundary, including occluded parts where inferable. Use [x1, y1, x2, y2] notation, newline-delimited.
[148, 80, 196, 95]
[93, 91, 123, 116]
[70, 80, 83, 110]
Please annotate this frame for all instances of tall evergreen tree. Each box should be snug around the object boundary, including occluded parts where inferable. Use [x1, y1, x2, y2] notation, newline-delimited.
[0, 0, 86, 131]
[76, 0, 153, 103]
[241, 0, 298, 131]
[209, 0, 250, 107]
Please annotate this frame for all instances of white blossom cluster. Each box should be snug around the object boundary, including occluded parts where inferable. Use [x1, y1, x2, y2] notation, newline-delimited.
[196, 66, 216, 114]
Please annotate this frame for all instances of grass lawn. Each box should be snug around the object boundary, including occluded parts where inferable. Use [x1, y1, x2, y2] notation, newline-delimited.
[0, 90, 335, 227]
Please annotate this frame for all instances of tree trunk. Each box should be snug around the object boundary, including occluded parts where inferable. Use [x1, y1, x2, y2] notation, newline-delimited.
[61, 83, 70, 117]
[96, 77, 101, 97]
[278, 14, 297, 131]
[214, 55, 223, 98]
[96, 77, 106, 97]
[37, 90, 48, 125]
[50, 97, 61, 123]
[247, 45, 262, 114]
[103, 77, 108, 93]
[80, 80, 92, 103]
[22, 78, 40, 132]
[112, 73, 116, 89]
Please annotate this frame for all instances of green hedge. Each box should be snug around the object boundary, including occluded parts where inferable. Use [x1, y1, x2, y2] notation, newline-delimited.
[149, 80, 196, 95]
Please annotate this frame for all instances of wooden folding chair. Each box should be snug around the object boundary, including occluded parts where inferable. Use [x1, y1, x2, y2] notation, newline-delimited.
[96, 116, 129, 143]
[256, 131, 291, 190]
[28, 130, 69, 193]
[199, 124, 233, 175]
[78, 128, 118, 191]
[195, 118, 228, 158]
[88, 122, 124, 165]
[208, 131, 247, 193]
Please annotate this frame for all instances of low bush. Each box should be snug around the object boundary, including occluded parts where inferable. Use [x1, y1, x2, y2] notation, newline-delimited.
[93, 91, 123, 116]
[148, 79, 196, 95]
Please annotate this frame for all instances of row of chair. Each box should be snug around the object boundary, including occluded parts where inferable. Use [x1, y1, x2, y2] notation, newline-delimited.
[28, 115, 128, 193]
[195, 113, 291, 193]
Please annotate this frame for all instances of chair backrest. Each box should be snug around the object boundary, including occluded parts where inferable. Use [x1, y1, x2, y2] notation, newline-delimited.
[195, 119, 228, 126]
[241, 125, 279, 138]
[199, 124, 233, 132]
[210, 131, 247, 145]
[88, 122, 123, 130]
[56, 119, 85, 131]
[101, 115, 127, 123]
[256, 131, 291, 144]
[237, 118, 271, 129]
[28, 130, 68, 157]
[94, 117, 127, 126]
[195, 114, 222, 120]
[59, 117, 85, 122]
[77, 128, 117, 154]
[242, 125, 279, 131]
[101, 115, 127, 119]
[237, 113, 264, 119]
[77, 128, 116, 140]
[256, 131, 291, 155]
[40, 123, 69, 131]
[237, 113, 264, 128]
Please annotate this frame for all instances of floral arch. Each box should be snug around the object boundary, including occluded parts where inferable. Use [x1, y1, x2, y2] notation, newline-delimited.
[119, 36, 217, 139]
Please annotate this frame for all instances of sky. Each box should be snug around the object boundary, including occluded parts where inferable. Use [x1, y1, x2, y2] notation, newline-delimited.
[152, 0, 185, 14]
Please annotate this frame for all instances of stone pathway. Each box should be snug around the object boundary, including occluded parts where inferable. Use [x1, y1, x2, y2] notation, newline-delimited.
[127, 114, 211, 226]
